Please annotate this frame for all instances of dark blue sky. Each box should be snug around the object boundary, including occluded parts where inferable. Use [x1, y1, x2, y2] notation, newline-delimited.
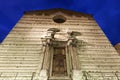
[0, 0, 120, 45]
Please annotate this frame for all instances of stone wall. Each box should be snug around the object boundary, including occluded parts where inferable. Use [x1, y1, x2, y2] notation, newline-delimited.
[115, 43, 120, 54]
[0, 9, 120, 80]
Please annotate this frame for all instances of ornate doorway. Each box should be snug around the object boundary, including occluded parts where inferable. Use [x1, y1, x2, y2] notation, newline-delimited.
[52, 48, 67, 76]
[38, 28, 81, 80]
[49, 41, 71, 80]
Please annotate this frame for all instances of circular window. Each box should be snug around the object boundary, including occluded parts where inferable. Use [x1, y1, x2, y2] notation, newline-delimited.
[53, 15, 66, 23]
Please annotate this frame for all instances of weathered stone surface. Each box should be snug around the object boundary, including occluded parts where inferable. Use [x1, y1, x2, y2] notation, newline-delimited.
[115, 43, 120, 54]
[0, 9, 120, 80]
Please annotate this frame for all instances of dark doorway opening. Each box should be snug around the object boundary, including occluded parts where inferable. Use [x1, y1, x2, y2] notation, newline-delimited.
[52, 47, 67, 77]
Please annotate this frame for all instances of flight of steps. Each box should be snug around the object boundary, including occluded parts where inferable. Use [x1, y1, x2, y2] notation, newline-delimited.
[0, 9, 120, 80]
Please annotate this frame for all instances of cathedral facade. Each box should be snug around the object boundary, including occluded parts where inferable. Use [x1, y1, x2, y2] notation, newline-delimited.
[0, 9, 120, 80]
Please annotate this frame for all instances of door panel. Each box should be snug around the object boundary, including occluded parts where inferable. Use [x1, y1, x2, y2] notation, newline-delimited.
[52, 48, 67, 77]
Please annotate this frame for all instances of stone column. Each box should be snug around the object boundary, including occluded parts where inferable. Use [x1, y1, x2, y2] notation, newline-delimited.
[38, 70, 48, 80]
[42, 39, 51, 70]
[67, 39, 82, 80]
[72, 70, 83, 80]
[38, 38, 51, 80]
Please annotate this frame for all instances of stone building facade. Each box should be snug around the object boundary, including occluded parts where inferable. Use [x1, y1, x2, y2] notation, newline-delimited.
[0, 9, 120, 80]
[115, 43, 120, 55]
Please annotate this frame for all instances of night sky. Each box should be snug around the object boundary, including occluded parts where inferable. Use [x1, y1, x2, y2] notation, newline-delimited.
[0, 0, 120, 45]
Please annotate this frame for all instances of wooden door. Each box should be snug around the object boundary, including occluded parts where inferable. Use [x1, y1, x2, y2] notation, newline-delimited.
[52, 48, 67, 77]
